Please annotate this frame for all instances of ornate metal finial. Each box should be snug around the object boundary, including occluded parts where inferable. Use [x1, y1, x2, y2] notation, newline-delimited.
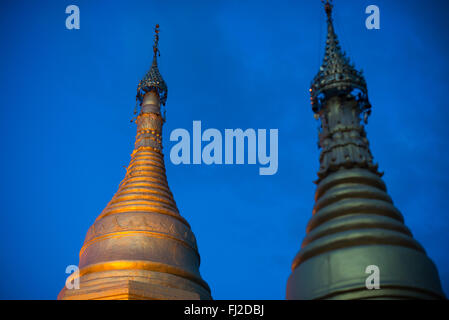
[153, 24, 160, 56]
[311, 1, 370, 119]
[322, 0, 333, 18]
[136, 24, 168, 106]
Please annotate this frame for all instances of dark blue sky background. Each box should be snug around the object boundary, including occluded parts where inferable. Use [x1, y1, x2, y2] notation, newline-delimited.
[1, 0, 448, 299]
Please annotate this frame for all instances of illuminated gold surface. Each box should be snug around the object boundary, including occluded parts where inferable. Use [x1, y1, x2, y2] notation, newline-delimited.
[58, 91, 211, 300]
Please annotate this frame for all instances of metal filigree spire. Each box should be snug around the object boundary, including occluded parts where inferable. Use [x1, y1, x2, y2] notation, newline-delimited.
[310, 0, 370, 116]
[137, 24, 168, 106]
[311, 0, 378, 181]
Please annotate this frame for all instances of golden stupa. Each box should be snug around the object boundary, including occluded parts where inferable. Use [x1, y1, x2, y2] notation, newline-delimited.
[58, 25, 211, 300]
[286, 1, 445, 300]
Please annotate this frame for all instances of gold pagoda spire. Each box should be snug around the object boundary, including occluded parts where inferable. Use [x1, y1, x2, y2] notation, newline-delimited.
[59, 25, 211, 300]
[286, 1, 445, 300]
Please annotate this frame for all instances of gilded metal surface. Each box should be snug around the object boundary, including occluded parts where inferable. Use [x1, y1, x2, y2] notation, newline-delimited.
[287, 1, 446, 300]
[59, 30, 211, 299]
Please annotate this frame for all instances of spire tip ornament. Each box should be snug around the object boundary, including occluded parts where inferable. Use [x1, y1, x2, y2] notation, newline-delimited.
[322, 0, 333, 18]
[137, 24, 168, 107]
[311, 0, 369, 118]
[310, 1, 376, 180]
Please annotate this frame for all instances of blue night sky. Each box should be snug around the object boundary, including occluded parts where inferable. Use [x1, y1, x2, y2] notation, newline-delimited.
[0, 0, 448, 299]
